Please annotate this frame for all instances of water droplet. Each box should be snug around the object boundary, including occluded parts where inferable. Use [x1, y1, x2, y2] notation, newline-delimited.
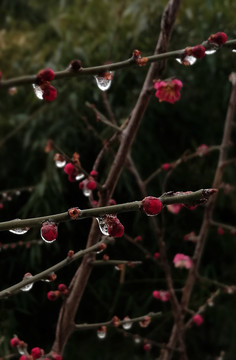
[232, 49, 236, 53]
[32, 84, 43, 100]
[96, 217, 109, 236]
[9, 219, 30, 235]
[97, 328, 107, 339]
[15, 190, 21, 196]
[122, 317, 132, 330]
[94, 72, 113, 91]
[83, 187, 92, 197]
[21, 273, 33, 292]
[176, 56, 196, 65]
[205, 49, 217, 55]
[17, 345, 27, 355]
[134, 335, 141, 344]
[55, 159, 66, 168]
[76, 173, 85, 181]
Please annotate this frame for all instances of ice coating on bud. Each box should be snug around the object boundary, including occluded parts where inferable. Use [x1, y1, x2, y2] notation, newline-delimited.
[40, 221, 58, 243]
[142, 196, 163, 216]
[32, 84, 43, 100]
[9, 219, 30, 235]
[21, 272, 34, 292]
[97, 326, 107, 339]
[176, 55, 197, 66]
[54, 153, 66, 168]
[122, 316, 132, 330]
[96, 216, 109, 236]
[95, 71, 113, 91]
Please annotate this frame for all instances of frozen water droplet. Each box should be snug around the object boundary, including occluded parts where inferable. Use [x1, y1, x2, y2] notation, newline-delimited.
[94, 72, 113, 91]
[76, 173, 85, 181]
[9, 219, 30, 235]
[21, 273, 33, 292]
[32, 84, 43, 100]
[134, 335, 141, 344]
[97, 328, 106, 339]
[83, 187, 92, 197]
[96, 217, 109, 236]
[122, 317, 132, 330]
[55, 159, 66, 168]
[17, 344, 27, 355]
[205, 49, 217, 55]
[176, 56, 196, 65]
[232, 49, 236, 53]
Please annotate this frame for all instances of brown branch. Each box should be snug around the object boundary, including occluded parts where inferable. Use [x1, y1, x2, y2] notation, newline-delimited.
[0, 237, 113, 299]
[74, 311, 161, 331]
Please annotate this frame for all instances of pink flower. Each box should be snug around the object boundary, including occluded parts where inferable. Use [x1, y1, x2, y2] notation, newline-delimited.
[192, 314, 204, 326]
[173, 253, 193, 269]
[152, 290, 170, 302]
[196, 144, 209, 156]
[167, 203, 183, 214]
[154, 79, 183, 104]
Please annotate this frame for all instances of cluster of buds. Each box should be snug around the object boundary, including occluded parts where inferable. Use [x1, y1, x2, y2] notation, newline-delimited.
[35, 68, 57, 102]
[178, 45, 205, 65]
[97, 214, 124, 238]
[47, 283, 69, 301]
[10, 337, 51, 359]
[152, 290, 170, 302]
[132, 49, 148, 66]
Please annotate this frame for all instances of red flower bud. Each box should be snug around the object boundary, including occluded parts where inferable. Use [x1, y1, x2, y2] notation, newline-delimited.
[67, 250, 74, 258]
[86, 180, 97, 190]
[208, 32, 227, 45]
[191, 45, 205, 59]
[70, 59, 82, 71]
[10, 337, 20, 347]
[42, 84, 57, 102]
[105, 215, 124, 238]
[58, 283, 67, 293]
[162, 163, 171, 171]
[31, 347, 44, 359]
[90, 170, 98, 177]
[41, 221, 58, 243]
[64, 163, 76, 176]
[68, 207, 81, 220]
[37, 68, 55, 83]
[142, 196, 163, 216]
[47, 290, 60, 301]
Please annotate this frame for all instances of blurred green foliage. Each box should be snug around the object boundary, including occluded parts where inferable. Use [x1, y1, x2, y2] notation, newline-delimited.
[1, 0, 236, 359]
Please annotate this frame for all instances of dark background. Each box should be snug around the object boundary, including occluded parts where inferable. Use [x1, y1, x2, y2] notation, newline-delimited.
[0, 0, 236, 359]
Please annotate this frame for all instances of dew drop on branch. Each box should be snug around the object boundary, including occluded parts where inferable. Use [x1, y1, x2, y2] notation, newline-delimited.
[94, 72, 113, 91]
[96, 216, 109, 236]
[76, 173, 85, 181]
[55, 159, 66, 168]
[232, 49, 236, 53]
[9, 219, 30, 235]
[32, 84, 43, 99]
[122, 317, 132, 330]
[97, 326, 107, 339]
[176, 55, 197, 65]
[205, 49, 217, 55]
[21, 272, 34, 292]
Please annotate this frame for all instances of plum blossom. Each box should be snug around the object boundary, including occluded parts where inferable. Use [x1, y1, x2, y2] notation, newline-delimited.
[173, 253, 193, 269]
[154, 79, 183, 104]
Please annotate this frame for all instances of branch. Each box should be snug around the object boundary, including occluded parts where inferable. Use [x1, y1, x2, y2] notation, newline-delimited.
[1, 41, 236, 89]
[74, 311, 161, 331]
[0, 189, 217, 231]
[0, 237, 113, 299]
